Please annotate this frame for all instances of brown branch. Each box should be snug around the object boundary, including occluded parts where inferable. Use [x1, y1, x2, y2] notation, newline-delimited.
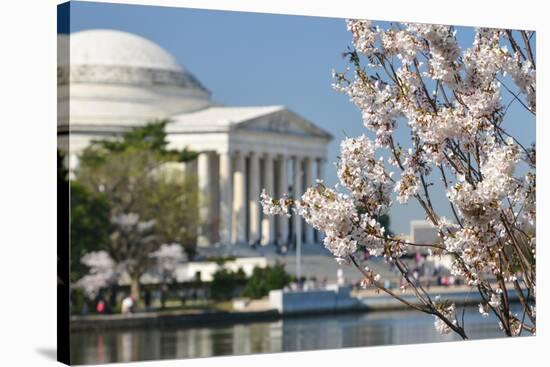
[520, 31, 536, 69]
[349, 255, 468, 340]
[505, 30, 527, 62]
[349, 255, 428, 313]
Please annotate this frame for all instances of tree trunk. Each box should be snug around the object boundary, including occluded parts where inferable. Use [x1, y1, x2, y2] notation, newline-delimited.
[108, 284, 118, 314]
[161, 286, 166, 310]
[130, 276, 140, 303]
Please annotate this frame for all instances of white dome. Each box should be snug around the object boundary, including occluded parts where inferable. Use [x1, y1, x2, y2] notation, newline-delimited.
[68, 29, 182, 71]
[58, 29, 211, 130]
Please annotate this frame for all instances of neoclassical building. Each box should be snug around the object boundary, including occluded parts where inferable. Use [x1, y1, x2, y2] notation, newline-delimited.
[58, 29, 332, 249]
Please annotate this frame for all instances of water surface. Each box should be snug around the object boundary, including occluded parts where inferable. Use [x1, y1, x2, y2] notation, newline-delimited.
[71, 306, 525, 365]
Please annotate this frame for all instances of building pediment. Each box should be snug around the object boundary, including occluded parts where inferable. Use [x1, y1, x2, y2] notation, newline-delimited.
[167, 105, 332, 141]
[235, 108, 332, 140]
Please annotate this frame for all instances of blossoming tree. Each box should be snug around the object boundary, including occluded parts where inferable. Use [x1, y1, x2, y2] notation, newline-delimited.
[77, 250, 121, 300]
[150, 243, 187, 308]
[261, 21, 535, 338]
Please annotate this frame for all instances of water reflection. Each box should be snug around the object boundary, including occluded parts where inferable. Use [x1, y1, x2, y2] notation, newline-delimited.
[71, 307, 523, 365]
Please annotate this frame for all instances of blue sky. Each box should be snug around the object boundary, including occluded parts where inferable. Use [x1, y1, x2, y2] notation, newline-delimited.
[64, 1, 535, 234]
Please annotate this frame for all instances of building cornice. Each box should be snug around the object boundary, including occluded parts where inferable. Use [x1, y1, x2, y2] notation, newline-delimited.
[57, 64, 209, 94]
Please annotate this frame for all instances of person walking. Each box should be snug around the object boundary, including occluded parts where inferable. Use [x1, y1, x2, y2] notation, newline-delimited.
[121, 295, 134, 314]
[96, 298, 105, 314]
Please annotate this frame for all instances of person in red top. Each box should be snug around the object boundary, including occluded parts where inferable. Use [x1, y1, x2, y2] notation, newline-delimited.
[96, 299, 105, 314]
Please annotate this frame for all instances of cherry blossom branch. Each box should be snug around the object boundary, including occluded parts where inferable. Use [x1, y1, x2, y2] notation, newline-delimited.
[349, 255, 468, 339]
[520, 31, 536, 70]
[263, 21, 536, 338]
[348, 255, 429, 313]
[505, 30, 527, 63]
[496, 77, 535, 115]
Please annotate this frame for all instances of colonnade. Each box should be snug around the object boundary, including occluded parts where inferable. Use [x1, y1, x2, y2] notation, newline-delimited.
[196, 150, 325, 247]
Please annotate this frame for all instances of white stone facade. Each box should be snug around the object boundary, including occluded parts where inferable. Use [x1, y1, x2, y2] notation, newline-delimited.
[410, 220, 441, 245]
[58, 29, 332, 248]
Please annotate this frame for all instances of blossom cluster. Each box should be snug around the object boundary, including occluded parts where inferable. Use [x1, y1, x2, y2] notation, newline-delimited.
[333, 75, 400, 146]
[433, 301, 457, 335]
[346, 20, 377, 57]
[77, 251, 121, 299]
[463, 29, 536, 112]
[261, 182, 387, 258]
[337, 135, 393, 208]
[408, 24, 461, 85]
[260, 189, 292, 217]
[447, 138, 519, 225]
[150, 243, 186, 274]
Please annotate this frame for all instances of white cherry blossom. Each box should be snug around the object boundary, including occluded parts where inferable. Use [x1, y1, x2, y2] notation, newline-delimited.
[261, 19, 535, 339]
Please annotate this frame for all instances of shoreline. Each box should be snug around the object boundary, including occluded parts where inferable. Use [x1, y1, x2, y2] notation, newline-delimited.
[70, 286, 520, 332]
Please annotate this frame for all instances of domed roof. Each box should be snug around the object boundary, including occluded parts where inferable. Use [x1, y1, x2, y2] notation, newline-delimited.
[68, 29, 182, 71]
[58, 29, 212, 128]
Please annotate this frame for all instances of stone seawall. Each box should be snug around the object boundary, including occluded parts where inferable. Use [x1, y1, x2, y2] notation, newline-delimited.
[71, 309, 279, 332]
[71, 286, 520, 331]
[357, 288, 519, 311]
[269, 286, 361, 315]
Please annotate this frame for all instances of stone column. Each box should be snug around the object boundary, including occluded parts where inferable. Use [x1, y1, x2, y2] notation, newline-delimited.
[303, 157, 314, 245]
[219, 151, 233, 245]
[232, 151, 247, 244]
[277, 155, 289, 246]
[292, 156, 303, 245]
[316, 157, 325, 182]
[197, 151, 213, 247]
[293, 155, 303, 280]
[248, 152, 261, 245]
[181, 157, 197, 176]
[315, 157, 325, 243]
[261, 153, 275, 245]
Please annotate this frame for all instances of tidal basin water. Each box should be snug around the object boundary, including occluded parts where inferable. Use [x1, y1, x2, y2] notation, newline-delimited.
[71, 306, 522, 365]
